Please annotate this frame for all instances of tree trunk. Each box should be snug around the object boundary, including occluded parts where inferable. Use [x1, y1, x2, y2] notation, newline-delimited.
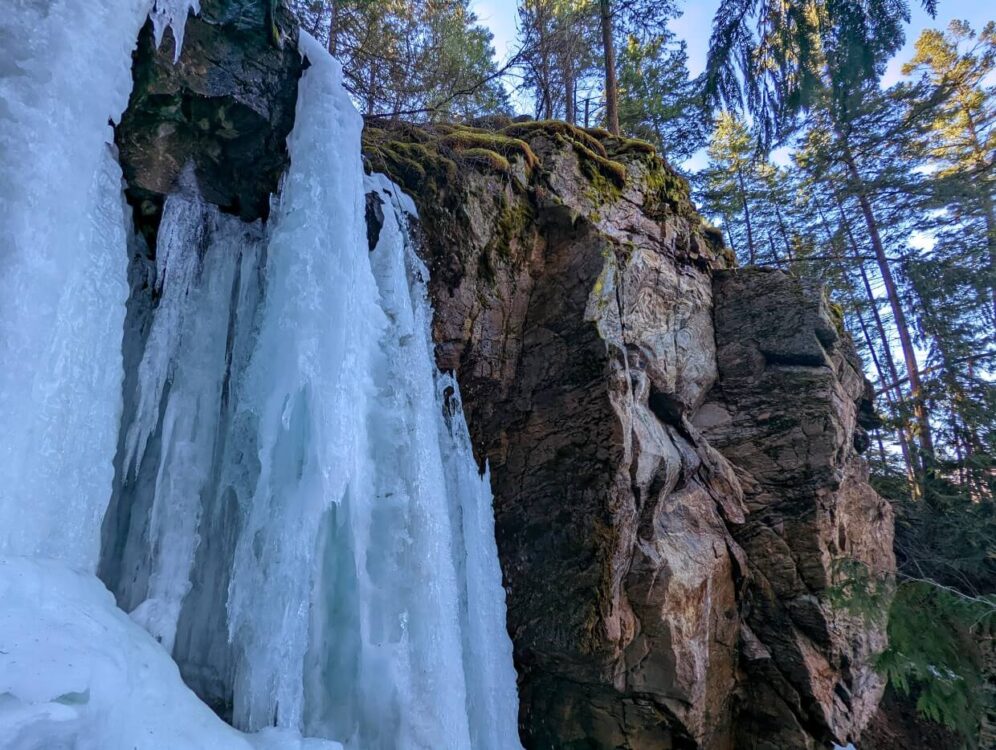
[737, 169, 756, 264]
[979, 187, 996, 322]
[599, 0, 619, 135]
[327, 0, 338, 55]
[961, 100, 996, 322]
[365, 60, 377, 116]
[774, 204, 795, 262]
[722, 213, 738, 256]
[839, 143, 935, 473]
[766, 232, 785, 268]
[817, 201, 918, 493]
[564, 67, 576, 124]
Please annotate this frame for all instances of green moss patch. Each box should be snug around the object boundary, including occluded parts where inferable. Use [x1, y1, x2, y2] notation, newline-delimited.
[502, 119, 609, 158]
[608, 136, 658, 156]
[363, 126, 458, 198]
[438, 130, 539, 170]
[362, 118, 709, 240]
[583, 126, 613, 140]
[458, 147, 512, 175]
[642, 154, 694, 219]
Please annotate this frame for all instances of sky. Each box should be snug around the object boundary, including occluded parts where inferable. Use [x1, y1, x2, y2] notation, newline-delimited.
[469, 0, 993, 170]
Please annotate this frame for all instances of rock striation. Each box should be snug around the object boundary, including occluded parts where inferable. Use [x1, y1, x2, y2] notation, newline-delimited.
[698, 269, 895, 749]
[112, 14, 898, 748]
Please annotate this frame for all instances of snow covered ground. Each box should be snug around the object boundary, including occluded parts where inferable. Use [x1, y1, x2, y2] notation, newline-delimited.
[0, 556, 340, 750]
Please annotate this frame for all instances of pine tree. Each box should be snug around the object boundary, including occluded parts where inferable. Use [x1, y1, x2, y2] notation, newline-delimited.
[517, 0, 596, 122]
[699, 112, 763, 264]
[903, 21, 995, 322]
[290, 0, 510, 119]
[704, 0, 939, 141]
[616, 31, 705, 162]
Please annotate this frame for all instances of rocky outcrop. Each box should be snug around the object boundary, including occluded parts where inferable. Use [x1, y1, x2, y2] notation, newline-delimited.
[115, 0, 302, 245]
[367, 122, 895, 748]
[697, 269, 895, 748]
[112, 13, 898, 746]
[376, 126, 744, 749]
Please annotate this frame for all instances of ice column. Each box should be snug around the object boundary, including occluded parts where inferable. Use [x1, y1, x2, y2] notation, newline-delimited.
[119, 185, 266, 654]
[225, 32, 385, 732]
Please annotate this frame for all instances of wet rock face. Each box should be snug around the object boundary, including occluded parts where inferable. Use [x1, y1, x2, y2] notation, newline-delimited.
[697, 269, 895, 749]
[115, 0, 302, 244]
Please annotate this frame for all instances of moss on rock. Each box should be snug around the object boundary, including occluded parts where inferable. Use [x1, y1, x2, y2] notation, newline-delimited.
[642, 154, 695, 220]
[701, 222, 725, 253]
[361, 117, 721, 270]
[458, 147, 512, 175]
[502, 120, 609, 158]
[438, 129, 539, 170]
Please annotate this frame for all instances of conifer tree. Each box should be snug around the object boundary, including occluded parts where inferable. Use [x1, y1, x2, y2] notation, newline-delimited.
[704, 0, 939, 140]
[699, 112, 762, 263]
[616, 30, 705, 162]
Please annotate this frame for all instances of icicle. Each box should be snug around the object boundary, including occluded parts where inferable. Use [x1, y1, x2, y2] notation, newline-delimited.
[436, 376, 521, 750]
[356, 173, 521, 749]
[151, 0, 201, 62]
[221, 37, 521, 747]
[122, 184, 207, 477]
[126, 192, 266, 654]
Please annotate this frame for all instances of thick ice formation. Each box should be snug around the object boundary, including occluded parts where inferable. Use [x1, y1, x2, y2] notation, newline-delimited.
[1, 5, 520, 748]
[101, 35, 520, 747]
[0, 556, 337, 750]
[362, 174, 520, 749]
[0, 0, 151, 571]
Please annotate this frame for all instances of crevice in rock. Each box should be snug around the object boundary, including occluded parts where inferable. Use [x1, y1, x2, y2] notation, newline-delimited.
[761, 349, 828, 369]
[648, 386, 684, 426]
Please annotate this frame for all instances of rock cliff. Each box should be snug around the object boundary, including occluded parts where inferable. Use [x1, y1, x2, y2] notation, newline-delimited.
[113, 8, 897, 747]
[364, 121, 895, 749]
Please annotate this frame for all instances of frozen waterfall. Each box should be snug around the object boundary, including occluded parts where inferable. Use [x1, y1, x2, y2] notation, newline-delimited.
[0, 5, 520, 749]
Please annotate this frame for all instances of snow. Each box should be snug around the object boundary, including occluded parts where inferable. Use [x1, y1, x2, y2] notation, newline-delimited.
[0, 6, 520, 748]
[0, 555, 340, 750]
